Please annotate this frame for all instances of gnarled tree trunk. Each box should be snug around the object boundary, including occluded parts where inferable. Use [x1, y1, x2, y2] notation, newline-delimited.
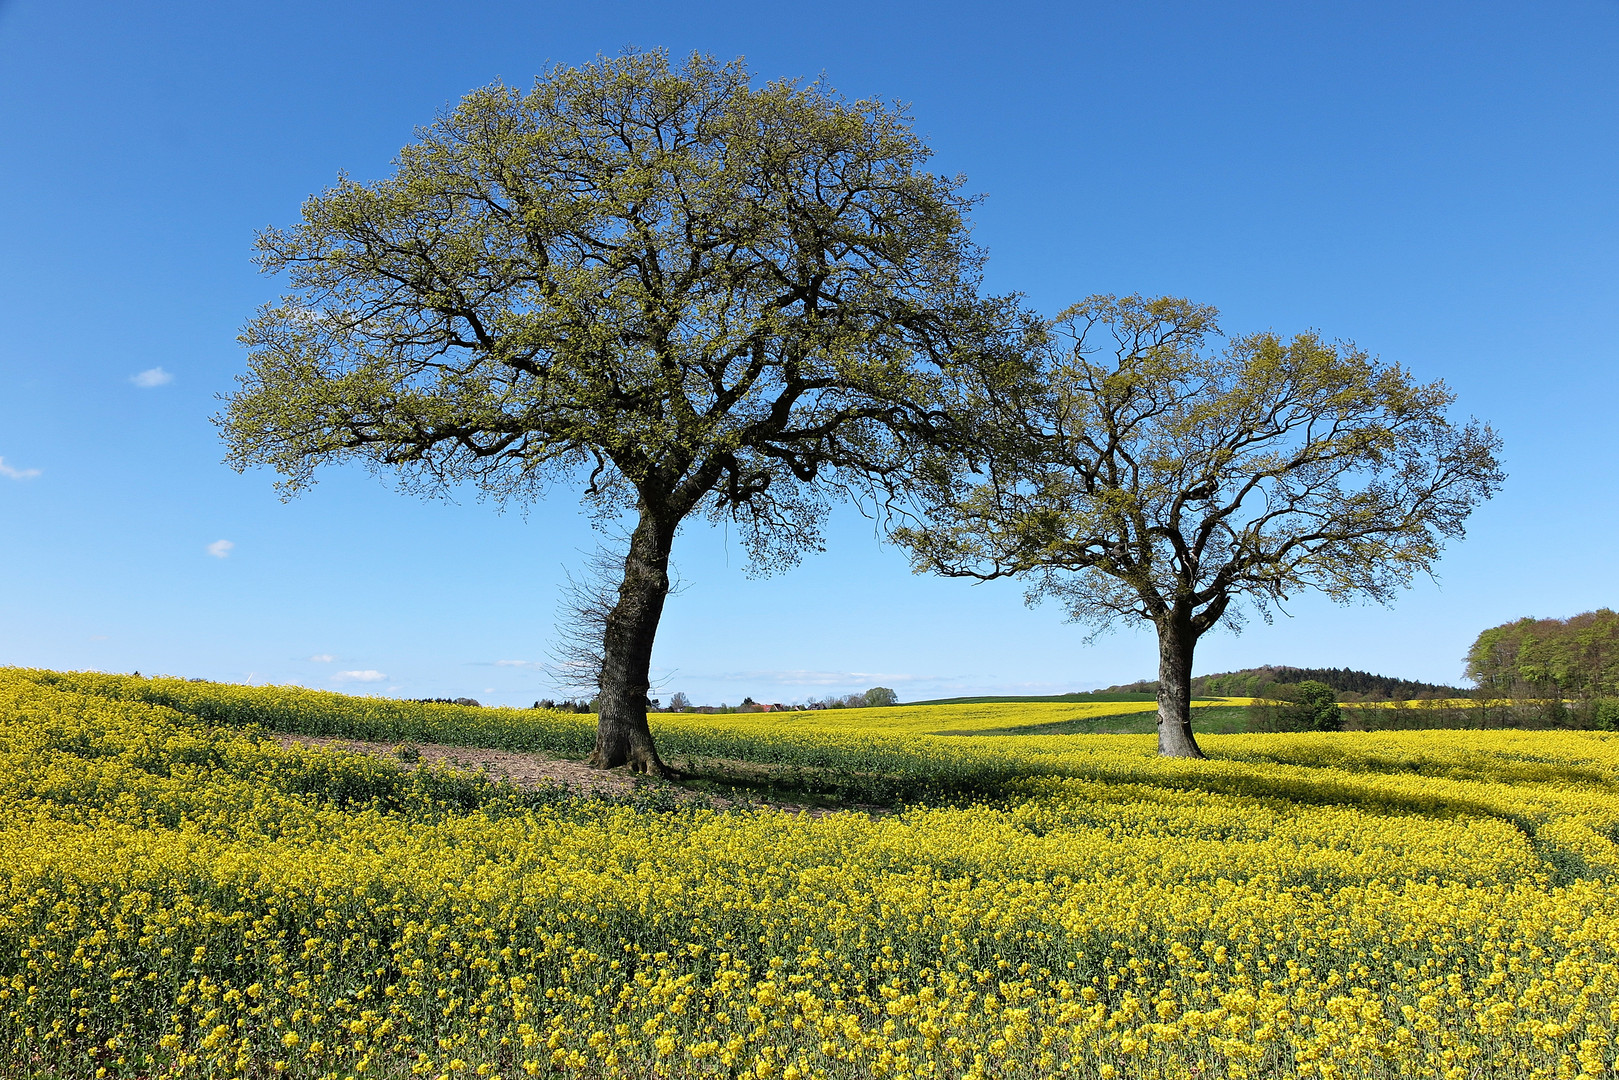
[589, 509, 675, 775]
[1154, 611, 1206, 759]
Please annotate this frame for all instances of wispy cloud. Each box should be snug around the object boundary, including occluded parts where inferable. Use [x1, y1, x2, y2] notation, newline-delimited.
[672, 670, 1091, 702]
[308, 654, 335, 663]
[689, 669, 929, 688]
[0, 457, 41, 480]
[131, 367, 173, 388]
[493, 659, 545, 669]
[206, 539, 235, 558]
[333, 670, 386, 683]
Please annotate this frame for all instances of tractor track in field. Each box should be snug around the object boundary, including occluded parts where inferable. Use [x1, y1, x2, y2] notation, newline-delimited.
[275, 733, 642, 797]
[274, 733, 887, 818]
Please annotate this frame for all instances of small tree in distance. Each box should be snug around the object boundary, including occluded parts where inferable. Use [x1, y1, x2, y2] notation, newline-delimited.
[863, 687, 900, 707]
[896, 295, 1503, 758]
[1288, 681, 1343, 732]
[220, 51, 1006, 774]
[810, 687, 900, 708]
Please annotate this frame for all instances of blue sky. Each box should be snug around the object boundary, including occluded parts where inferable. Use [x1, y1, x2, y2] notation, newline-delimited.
[0, 1, 1614, 706]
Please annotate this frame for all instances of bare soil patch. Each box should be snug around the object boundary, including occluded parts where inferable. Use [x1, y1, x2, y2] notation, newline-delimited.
[274, 735, 884, 817]
[275, 734, 640, 797]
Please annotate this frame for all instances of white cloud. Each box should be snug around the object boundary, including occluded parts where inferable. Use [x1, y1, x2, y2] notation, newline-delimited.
[206, 539, 235, 559]
[131, 367, 173, 388]
[693, 669, 926, 687]
[494, 659, 544, 669]
[308, 653, 335, 663]
[0, 457, 41, 480]
[333, 670, 387, 683]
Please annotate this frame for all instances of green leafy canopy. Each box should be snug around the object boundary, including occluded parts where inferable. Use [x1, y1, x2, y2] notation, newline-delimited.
[219, 49, 1007, 571]
[896, 294, 1506, 636]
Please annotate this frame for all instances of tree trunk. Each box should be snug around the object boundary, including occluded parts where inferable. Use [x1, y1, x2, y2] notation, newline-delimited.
[589, 508, 675, 775]
[1154, 613, 1206, 759]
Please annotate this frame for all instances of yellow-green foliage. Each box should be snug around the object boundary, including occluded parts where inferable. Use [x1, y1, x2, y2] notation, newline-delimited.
[2, 670, 1618, 1078]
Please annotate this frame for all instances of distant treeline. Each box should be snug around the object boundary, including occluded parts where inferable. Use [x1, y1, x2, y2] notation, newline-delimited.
[1106, 665, 1461, 702]
[1099, 614, 1619, 732]
[1465, 609, 1618, 728]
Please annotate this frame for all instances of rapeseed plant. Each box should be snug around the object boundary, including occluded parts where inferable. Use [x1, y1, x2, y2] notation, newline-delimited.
[0, 670, 1615, 1077]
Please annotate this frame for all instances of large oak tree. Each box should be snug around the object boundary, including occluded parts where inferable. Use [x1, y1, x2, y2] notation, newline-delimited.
[220, 51, 1003, 773]
[896, 295, 1504, 758]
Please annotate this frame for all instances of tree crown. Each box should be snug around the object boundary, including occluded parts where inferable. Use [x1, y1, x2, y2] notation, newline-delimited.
[220, 49, 996, 569]
[1467, 609, 1619, 698]
[897, 294, 1504, 636]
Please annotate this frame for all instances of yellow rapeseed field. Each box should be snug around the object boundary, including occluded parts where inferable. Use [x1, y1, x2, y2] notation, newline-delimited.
[695, 700, 1177, 734]
[1, 669, 1616, 1079]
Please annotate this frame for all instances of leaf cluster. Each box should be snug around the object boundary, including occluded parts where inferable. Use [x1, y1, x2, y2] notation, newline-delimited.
[1467, 609, 1619, 700]
[897, 294, 1505, 635]
[221, 50, 1003, 571]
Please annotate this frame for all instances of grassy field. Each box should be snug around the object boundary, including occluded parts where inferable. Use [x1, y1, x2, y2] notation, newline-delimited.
[2, 668, 1617, 1078]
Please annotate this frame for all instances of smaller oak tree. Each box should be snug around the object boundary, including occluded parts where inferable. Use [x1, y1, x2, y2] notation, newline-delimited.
[896, 295, 1503, 758]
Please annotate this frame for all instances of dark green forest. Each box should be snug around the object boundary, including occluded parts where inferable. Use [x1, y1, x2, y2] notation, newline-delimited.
[1105, 666, 1460, 702]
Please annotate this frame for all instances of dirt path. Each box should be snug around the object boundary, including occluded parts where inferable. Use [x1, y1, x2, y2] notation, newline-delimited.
[275, 734, 641, 797]
[275, 734, 889, 818]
